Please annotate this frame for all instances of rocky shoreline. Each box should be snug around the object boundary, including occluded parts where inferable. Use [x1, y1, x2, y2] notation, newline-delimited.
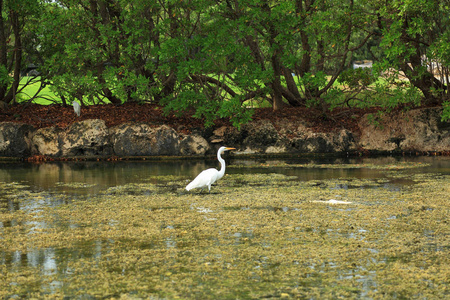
[1, 107, 449, 160]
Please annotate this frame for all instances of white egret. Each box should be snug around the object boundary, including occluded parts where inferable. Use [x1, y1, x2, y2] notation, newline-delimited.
[72, 101, 81, 117]
[186, 146, 236, 193]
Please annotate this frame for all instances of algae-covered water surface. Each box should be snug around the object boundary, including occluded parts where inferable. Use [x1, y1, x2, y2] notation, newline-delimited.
[0, 156, 449, 299]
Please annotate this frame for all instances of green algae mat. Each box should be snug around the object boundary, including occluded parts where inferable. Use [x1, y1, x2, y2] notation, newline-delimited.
[0, 161, 449, 299]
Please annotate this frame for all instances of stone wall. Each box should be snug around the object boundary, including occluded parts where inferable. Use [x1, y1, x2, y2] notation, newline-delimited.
[0, 107, 449, 158]
[358, 107, 450, 152]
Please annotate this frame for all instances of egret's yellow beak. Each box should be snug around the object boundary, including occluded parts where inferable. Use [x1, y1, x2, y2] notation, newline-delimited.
[225, 147, 236, 151]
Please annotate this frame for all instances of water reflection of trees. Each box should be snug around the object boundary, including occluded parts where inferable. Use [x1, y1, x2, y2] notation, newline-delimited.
[0, 161, 210, 193]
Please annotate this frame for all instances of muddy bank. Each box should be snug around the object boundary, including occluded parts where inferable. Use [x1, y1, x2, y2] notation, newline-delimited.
[0, 107, 449, 159]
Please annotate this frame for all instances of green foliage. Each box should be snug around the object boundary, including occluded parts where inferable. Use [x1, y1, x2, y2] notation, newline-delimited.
[0, 65, 10, 86]
[6, 0, 450, 127]
[374, 0, 450, 105]
[442, 101, 450, 122]
[219, 97, 254, 129]
[365, 112, 383, 129]
[162, 90, 218, 127]
[338, 68, 376, 89]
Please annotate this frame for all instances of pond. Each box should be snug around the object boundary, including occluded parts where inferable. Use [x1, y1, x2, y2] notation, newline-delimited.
[1, 156, 449, 299]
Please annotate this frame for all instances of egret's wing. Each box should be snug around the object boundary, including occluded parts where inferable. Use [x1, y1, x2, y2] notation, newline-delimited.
[186, 168, 219, 191]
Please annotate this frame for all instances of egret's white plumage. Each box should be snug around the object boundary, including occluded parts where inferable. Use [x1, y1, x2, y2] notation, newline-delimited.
[186, 146, 235, 193]
[72, 101, 81, 117]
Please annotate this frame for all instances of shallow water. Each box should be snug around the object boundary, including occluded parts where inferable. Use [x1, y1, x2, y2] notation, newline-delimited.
[0, 156, 449, 298]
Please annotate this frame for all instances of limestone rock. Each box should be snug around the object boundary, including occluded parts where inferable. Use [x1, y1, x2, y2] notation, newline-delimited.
[214, 120, 280, 153]
[400, 107, 450, 151]
[31, 127, 62, 156]
[180, 134, 210, 155]
[358, 114, 399, 151]
[358, 107, 450, 152]
[289, 128, 356, 153]
[210, 126, 238, 144]
[265, 145, 288, 154]
[333, 129, 357, 152]
[2, 106, 448, 158]
[61, 119, 112, 156]
[111, 124, 180, 156]
[152, 125, 180, 155]
[111, 123, 152, 156]
[242, 120, 279, 147]
[291, 133, 335, 153]
[0, 122, 34, 157]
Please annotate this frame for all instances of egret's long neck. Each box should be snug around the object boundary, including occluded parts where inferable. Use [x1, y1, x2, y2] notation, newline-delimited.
[217, 151, 226, 179]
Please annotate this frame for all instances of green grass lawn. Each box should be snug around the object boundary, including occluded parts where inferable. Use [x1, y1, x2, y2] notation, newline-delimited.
[17, 77, 60, 105]
[17, 76, 110, 106]
[17, 73, 421, 111]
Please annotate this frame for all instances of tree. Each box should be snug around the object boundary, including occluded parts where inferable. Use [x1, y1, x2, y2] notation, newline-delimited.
[37, 0, 377, 125]
[374, 0, 450, 105]
[161, 0, 377, 125]
[40, 0, 164, 105]
[13, 0, 448, 126]
[0, 0, 41, 105]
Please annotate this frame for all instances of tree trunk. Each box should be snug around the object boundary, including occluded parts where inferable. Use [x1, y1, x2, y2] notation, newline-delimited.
[282, 66, 304, 106]
[158, 71, 177, 100]
[0, 0, 7, 101]
[298, 29, 311, 77]
[400, 49, 446, 105]
[96, 63, 121, 104]
[270, 52, 286, 111]
[4, 10, 21, 104]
